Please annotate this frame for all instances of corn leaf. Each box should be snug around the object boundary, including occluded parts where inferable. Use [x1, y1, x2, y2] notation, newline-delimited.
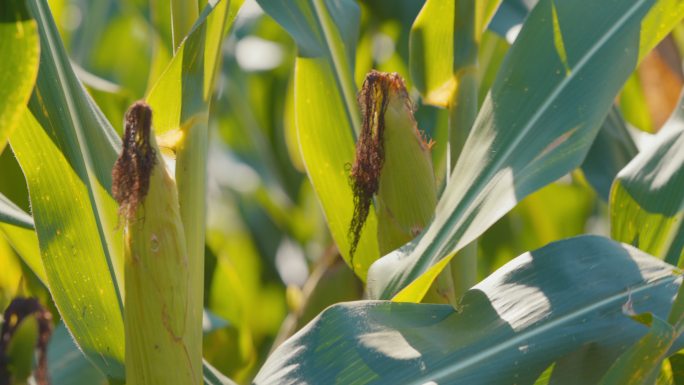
[0, 196, 46, 284]
[10, 0, 241, 380]
[46, 324, 108, 385]
[368, 0, 684, 301]
[410, 0, 497, 107]
[12, 108, 125, 378]
[147, 0, 239, 136]
[0, 0, 40, 153]
[487, 0, 533, 43]
[257, 0, 380, 279]
[5, 316, 39, 383]
[10, 0, 126, 377]
[255, 236, 683, 384]
[611, 92, 684, 267]
[581, 106, 638, 201]
[599, 315, 676, 385]
[0, 193, 33, 230]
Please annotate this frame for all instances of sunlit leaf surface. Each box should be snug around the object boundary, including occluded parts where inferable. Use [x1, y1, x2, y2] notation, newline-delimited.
[368, 0, 683, 301]
[256, 236, 683, 384]
[0, 0, 40, 153]
[611, 93, 684, 266]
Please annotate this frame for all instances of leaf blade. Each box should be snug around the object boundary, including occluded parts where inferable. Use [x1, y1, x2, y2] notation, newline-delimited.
[368, 0, 681, 301]
[0, 0, 40, 153]
[610, 92, 684, 266]
[256, 236, 682, 384]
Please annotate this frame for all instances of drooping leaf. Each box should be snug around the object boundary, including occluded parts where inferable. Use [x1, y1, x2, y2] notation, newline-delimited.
[255, 236, 683, 384]
[258, 0, 381, 279]
[0, 0, 40, 153]
[368, 0, 684, 301]
[611, 92, 684, 266]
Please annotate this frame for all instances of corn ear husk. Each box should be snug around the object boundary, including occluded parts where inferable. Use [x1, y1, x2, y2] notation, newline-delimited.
[114, 102, 200, 385]
[374, 74, 437, 255]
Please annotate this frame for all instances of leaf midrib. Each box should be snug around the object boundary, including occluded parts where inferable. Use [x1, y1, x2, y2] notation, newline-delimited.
[406, 273, 678, 384]
[31, 0, 124, 315]
[407, 0, 651, 291]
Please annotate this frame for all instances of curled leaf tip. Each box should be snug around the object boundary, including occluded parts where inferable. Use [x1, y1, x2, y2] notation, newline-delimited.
[112, 101, 157, 221]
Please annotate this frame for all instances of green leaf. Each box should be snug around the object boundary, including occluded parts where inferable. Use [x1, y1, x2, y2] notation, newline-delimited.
[10, 0, 127, 377]
[0, 0, 40, 153]
[12, 108, 125, 378]
[620, 73, 655, 133]
[368, 0, 682, 301]
[293, 58, 378, 279]
[203, 359, 239, 385]
[255, 0, 359, 73]
[581, 106, 638, 201]
[0, 193, 46, 284]
[0, 228, 46, 287]
[0, 193, 33, 230]
[668, 352, 684, 384]
[599, 316, 676, 385]
[487, 0, 533, 43]
[409, 0, 480, 107]
[478, 1, 503, 38]
[47, 324, 108, 385]
[255, 236, 683, 384]
[258, 0, 381, 278]
[533, 364, 555, 385]
[638, 0, 684, 61]
[611, 93, 684, 266]
[5, 316, 39, 383]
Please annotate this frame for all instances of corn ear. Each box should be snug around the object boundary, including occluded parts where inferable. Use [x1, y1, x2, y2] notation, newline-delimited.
[113, 102, 200, 385]
[350, 71, 437, 259]
[350, 71, 459, 305]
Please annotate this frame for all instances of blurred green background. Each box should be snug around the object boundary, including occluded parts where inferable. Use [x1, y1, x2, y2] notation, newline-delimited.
[1, 0, 682, 382]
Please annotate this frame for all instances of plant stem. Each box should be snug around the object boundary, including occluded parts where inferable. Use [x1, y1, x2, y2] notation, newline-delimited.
[174, 117, 207, 379]
[171, 0, 199, 51]
[167, 4, 205, 383]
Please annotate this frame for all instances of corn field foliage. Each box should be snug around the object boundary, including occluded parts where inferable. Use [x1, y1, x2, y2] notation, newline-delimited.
[1, 0, 684, 384]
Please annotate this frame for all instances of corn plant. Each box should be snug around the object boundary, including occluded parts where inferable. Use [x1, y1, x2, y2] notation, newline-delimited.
[1, 0, 684, 384]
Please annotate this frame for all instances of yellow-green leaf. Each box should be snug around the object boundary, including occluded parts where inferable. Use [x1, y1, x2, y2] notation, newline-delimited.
[0, 0, 40, 153]
[259, 0, 381, 278]
[12, 109, 125, 377]
[611, 93, 684, 266]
